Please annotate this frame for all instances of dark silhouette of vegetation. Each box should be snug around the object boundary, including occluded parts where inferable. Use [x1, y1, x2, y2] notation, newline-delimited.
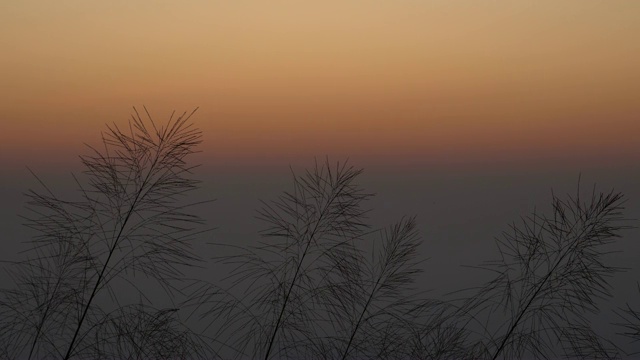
[193, 161, 632, 359]
[451, 185, 629, 359]
[0, 108, 212, 359]
[196, 161, 435, 359]
[615, 284, 640, 356]
[0, 108, 637, 359]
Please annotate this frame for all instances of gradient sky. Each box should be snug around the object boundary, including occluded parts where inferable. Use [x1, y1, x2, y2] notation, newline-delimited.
[1, 1, 639, 170]
[2, 3, 640, 353]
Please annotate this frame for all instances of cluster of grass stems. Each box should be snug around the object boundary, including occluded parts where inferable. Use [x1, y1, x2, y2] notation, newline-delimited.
[1, 109, 638, 359]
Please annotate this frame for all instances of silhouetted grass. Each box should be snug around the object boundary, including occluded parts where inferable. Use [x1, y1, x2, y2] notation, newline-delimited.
[192, 160, 439, 359]
[451, 184, 628, 359]
[0, 109, 636, 359]
[615, 283, 640, 357]
[0, 107, 212, 359]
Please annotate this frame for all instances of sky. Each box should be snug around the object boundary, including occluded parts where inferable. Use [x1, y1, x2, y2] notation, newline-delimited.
[1, 1, 639, 170]
[1, 1, 640, 355]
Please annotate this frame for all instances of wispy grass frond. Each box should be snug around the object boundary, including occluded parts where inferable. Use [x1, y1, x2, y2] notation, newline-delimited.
[615, 283, 640, 356]
[204, 160, 452, 360]
[0, 107, 210, 359]
[330, 216, 425, 360]
[457, 186, 628, 359]
[74, 304, 212, 360]
[210, 159, 373, 360]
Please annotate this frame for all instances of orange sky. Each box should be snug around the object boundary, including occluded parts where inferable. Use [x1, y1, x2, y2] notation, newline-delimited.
[1, 1, 639, 170]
